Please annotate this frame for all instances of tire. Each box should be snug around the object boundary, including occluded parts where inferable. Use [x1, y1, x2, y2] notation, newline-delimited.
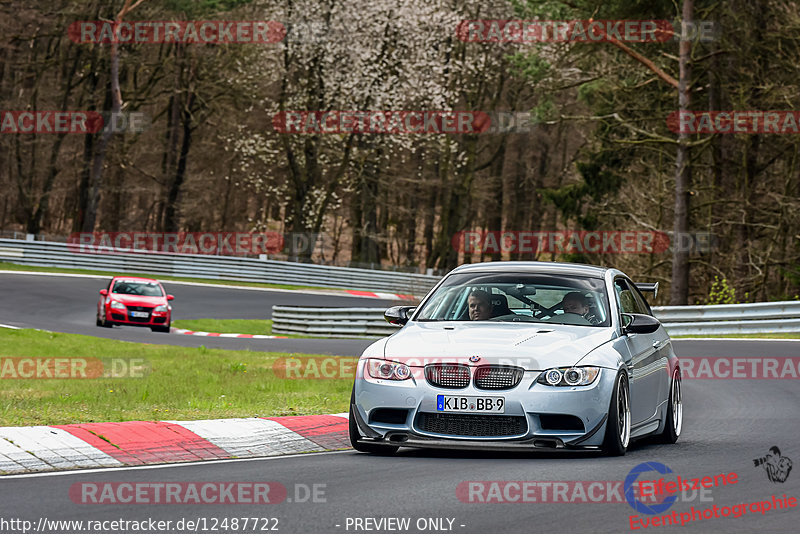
[349, 387, 399, 455]
[151, 324, 171, 333]
[602, 371, 631, 456]
[97, 313, 112, 328]
[657, 368, 682, 444]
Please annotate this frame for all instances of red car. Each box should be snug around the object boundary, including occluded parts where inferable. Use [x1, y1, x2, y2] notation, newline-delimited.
[96, 276, 174, 332]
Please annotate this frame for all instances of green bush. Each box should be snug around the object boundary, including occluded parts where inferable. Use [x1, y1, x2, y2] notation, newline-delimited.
[705, 276, 737, 305]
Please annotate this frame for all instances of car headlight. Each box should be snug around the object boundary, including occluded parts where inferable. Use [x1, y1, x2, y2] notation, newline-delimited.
[537, 366, 600, 386]
[366, 359, 412, 381]
[110, 301, 126, 310]
[154, 305, 168, 312]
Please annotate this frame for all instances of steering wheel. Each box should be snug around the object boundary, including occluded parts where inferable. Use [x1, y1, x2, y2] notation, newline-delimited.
[488, 313, 539, 323]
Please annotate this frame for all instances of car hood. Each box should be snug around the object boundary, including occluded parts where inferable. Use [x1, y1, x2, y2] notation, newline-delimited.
[383, 322, 615, 370]
[108, 294, 166, 306]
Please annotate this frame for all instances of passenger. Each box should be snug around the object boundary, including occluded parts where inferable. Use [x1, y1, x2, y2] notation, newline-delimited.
[468, 289, 493, 321]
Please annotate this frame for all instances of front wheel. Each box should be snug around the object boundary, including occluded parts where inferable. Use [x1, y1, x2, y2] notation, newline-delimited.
[602, 371, 631, 456]
[657, 368, 682, 444]
[349, 387, 398, 455]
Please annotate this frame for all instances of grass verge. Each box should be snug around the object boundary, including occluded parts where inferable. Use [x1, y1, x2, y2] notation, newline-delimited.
[0, 261, 337, 292]
[0, 328, 357, 426]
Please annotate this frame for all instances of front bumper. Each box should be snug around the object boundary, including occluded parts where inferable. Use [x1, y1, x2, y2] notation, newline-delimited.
[352, 361, 616, 450]
[107, 307, 170, 326]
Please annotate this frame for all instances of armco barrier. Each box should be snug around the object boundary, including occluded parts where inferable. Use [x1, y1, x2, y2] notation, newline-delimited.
[0, 238, 438, 295]
[272, 301, 800, 338]
[652, 301, 800, 336]
[272, 307, 397, 337]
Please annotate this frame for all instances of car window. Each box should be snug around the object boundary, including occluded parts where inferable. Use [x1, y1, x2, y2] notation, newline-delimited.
[614, 278, 646, 315]
[112, 281, 164, 297]
[414, 272, 610, 326]
[630, 285, 653, 316]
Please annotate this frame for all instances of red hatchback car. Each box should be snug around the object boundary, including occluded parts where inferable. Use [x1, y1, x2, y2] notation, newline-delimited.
[96, 276, 174, 332]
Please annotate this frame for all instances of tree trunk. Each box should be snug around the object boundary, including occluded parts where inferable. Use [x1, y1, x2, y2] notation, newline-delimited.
[669, 0, 693, 305]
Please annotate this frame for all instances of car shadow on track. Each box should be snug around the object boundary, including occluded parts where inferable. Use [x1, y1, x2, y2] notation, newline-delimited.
[346, 436, 672, 461]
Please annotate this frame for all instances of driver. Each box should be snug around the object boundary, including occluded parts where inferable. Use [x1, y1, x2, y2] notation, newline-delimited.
[561, 292, 599, 324]
[468, 289, 493, 321]
[562, 292, 589, 316]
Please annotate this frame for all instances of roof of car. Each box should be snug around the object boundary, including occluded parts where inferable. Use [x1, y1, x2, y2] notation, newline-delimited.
[450, 261, 612, 278]
[112, 276, 159, 283]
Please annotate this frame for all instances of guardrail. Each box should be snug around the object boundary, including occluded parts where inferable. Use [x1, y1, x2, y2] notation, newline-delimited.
[272, 301, 800, 338]
[272, 307, 398, 337]
[0, 238, 439, 295]
[652, 301, 800, 336]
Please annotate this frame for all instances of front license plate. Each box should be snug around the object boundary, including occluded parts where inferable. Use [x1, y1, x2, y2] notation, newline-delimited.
[130, 311, 149, 318]
[437, 395, 505, 413]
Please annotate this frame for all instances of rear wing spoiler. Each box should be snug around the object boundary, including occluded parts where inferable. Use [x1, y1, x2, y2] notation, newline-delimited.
[635, 282, 659, 299]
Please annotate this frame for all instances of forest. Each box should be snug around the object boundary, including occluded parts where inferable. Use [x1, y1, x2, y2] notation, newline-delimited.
[1, 0, 798, 305]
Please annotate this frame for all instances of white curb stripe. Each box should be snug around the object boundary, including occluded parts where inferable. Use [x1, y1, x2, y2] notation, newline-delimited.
[0, 435, 52, 473]
[167, 418, 322, 457]
[171, 328, 285, 339]
[0, 427, 122, 471]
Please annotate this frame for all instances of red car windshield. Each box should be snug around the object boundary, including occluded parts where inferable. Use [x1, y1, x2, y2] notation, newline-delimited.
[112, 281, 163, 297]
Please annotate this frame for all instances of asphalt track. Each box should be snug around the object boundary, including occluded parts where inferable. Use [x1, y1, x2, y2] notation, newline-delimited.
[1, 271, 798, 359]
[1, 374, 799, 533]
[0, 272, 398, 355]
[1, 272, 800, 533]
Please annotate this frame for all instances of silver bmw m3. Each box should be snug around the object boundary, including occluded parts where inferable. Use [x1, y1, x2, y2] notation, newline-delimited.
[349, 261, 682, 456]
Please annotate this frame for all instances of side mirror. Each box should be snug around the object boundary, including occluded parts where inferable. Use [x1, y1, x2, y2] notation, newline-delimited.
[384, 306, 415, 326]
[166, 295, 175, 301]
[622, 313, 661, 334]
[99, 289, 107, 296]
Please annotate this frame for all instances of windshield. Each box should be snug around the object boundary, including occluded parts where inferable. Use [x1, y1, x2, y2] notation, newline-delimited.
[111, 280, 164, 297]
[414, 272, 610, 327]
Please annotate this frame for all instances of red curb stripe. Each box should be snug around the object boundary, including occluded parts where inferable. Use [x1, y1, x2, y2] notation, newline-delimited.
[54, 421, 230, 465]
[346, 290, 378, 297]
[265, 415, 349, 450]
[238, 334, 254, 338]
